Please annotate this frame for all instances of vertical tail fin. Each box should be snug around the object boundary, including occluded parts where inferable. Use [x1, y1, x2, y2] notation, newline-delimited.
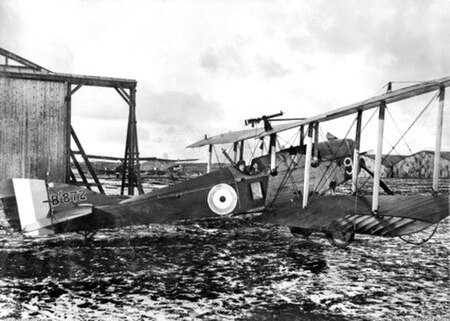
[12, 178, 53, 235]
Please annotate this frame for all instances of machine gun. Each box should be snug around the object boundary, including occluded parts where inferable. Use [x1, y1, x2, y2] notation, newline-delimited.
[244, 111, 284, 131]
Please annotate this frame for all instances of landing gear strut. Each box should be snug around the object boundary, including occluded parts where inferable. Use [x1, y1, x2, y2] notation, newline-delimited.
[325, 230, 355, 248]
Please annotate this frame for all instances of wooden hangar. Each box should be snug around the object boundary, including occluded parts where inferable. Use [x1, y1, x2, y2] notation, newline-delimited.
[0, 48, 143, 195]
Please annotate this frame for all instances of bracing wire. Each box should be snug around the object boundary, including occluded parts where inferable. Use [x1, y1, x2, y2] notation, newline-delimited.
[356, 90, 439, 194]
[382, 92, 439, 163]
[386, 108, 413, 154]
[246, 139, 259, 163]
[276, 128, 299, 150]
[362, 108, 378, 133]
[267, 148, 301, 208]
[314, 116, 358, 192]
[213, 145, 223, 169]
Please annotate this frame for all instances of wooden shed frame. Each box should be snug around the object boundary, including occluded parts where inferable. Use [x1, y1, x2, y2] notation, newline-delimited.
[0, 48, 143, 195]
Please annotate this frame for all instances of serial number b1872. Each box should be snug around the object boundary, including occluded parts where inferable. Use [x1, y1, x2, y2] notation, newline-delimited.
[49, 190, 88, 207]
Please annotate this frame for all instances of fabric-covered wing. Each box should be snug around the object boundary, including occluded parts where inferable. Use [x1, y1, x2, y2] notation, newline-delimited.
[261, 76, 450, 137]
[187, 127, 266, 148]
[186, 76, 450, 148]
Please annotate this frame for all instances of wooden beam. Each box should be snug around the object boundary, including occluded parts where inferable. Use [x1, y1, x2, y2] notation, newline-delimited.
[120, 123, 130, 195]
[70, 83, 84, 96]
[115, 87, 131, 106]
[71, 126, 105, 194]
[132, 87, 144, 195]
[352, 111, 362, 194]
[65, 83, 84, 102]
[433, 87, 445, 193]
[117, 87, 131, 101]
[69, 151, 92, 191]
[0, 70, 137, 89]
[0, 48, 50, 71]
[128, 90, 136, 195]
[303, 124, 313, 209]
[121, 86, 143, 195]
[372, 101, 386, 214]
[65, 83, 72, 183]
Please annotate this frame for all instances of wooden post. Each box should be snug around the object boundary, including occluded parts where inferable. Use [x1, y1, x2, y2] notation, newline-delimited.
[372, 101, 386, 214]
[303, 124, 313, 208]
[352, 111, 362, 194]
[132, 92, 144, 195]
[128, 88, 136, 195]
[118, 85, 143, 195]
[207, 145, 213, 173]
[65, 82, 72, 183]
[433, 86, 445, 193]
[120, 121, 130, 196]
[269, 134, 277, 172]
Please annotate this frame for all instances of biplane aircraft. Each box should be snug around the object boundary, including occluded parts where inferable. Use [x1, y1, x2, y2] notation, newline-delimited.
[0, 76, 449, 247]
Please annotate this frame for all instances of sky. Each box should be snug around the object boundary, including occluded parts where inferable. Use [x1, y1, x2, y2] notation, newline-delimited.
[1, 0, 449, 162]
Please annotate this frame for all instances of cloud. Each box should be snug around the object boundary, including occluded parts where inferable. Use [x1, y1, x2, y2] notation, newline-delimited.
[0, 2, 24, 50]
[139, 90, 223, 127]
[199, 45, 247, 76]
[0, 2, 75, 72]
[285, 0, 450, 79]
[256, 56, 290, 78]
[200, 48, 220, 73]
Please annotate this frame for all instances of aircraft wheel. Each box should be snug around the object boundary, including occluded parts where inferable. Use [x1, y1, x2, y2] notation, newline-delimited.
[289, 226, 312, 238]
[325, 230, 355, 248]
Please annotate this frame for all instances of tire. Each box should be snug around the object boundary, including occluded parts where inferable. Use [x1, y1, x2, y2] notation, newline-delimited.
[325, 230, 355, 248]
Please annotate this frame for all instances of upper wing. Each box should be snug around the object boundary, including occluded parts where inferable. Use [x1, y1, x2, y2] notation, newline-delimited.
[261, 76, 450, 137]
[186, 127, 266, 148]
[186, 76, 450, 148]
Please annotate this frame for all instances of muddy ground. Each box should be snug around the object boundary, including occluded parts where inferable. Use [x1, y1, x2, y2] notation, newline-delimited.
[0, 179, 448, 321]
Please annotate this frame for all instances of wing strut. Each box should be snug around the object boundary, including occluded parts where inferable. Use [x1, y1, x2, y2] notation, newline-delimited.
[207, 144, 213, 173]
[372, 101, 386, 215]
[352, 111, 363, 194]
[432, 86, 445, 193]
[269, 134, 277, 174]
[303, 124, 314, 208]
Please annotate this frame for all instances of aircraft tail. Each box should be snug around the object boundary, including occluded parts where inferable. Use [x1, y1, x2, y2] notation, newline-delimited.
[11, 179, 52, 235]
[9, 179, 94, 235]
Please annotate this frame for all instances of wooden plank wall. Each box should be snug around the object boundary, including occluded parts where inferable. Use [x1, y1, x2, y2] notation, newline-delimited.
[0, 78, 69, 182]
